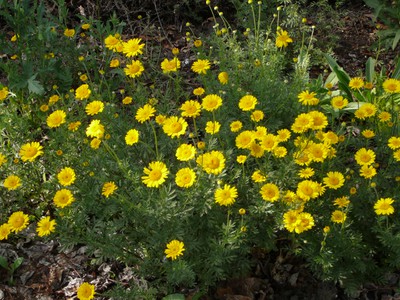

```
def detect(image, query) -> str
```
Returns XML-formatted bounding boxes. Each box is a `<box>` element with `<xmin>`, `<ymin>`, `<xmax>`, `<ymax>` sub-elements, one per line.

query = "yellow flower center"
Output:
<box><xmin>149</xmin><ymin>170</ymin><xmax>162</xmax><ymax>181</ymax></box>
<box><xmin>301</xmin><ymin>186</ymin><xmax>313</xmax><ymax>196</ymax></box>
<box><xmin>208</xmin><ymin>158</ymin><xmax>220</xmax><ymax>169</ymax></box>
<box><xmin>42</xmin><ymin>222</ymin><xmax>50</xmax><ymax>230</ymax></box>
<box><xmin>360</xmin><ymin>154</ymin><xmax>371</xmax><ymax>162</ymax></box>
<box><xmin>59</xmin><ymin>195</ymin><xmax>69</xmax><ymax>204</ymax></box>
<box><xmin>130</xmin><ymin>64</ymin><xmax>140</xmax><ymax>73</ymax></box>
<box><xmin>380</xmin><ymin>203</ymin><xmax>390</xmax><ymax>210</ymax></box>
<box><xmin>12</xmin><ymin>217</ymin><xmax>24</xmax><ymax>227</ymax></box>
<box><xmin>265</xmin><ymin>189</ymin><xmax>275</xmax><ymax>198</ymax></box>
<box><xmin>329</xmin><ymin>177</ymin><xmax>339</xmax><ymax>185</ymax></box>
<box><xmin>171</xmin><ymin>122</ymin><xmax>182</xmax><ymax>133</ymax></box>
<box><xmin>26</xmin><ymin>147</ymin><xmax>38</xmax><ymax>157</ymax></box>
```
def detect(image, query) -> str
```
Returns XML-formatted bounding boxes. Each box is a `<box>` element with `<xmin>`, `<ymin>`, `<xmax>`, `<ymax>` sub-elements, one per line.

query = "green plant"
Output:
<box><xmin>0</xmin><ymin>255</ymin><xmax>24</xmax><ymax>285</ymax></box>
<box><xmin>364</xmin><ymin>0</ymin><xmax>400</xmax><ymax>51</ymax></box>
<box><xmin>1</xmin><ymin>0</ymin><xmax>400</xmax><ymax>298</ymax></box>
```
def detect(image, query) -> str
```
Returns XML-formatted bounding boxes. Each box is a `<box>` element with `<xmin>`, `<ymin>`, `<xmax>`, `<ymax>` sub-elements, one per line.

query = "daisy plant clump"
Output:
<box><xmin>0</xmin><ymin>0</ymin><xmax>399</xmax><ymax>297</ymax></box>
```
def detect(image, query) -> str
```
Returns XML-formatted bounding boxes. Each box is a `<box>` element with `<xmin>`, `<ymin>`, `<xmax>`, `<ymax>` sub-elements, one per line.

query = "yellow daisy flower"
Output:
<box><xmin>125</xmin><ymin>129</ymin><xmax>139</xmax><ymax>145</ymax></box>
<box><xmin>235</xmin><ymin>131</ymin><xmax>255</xmax><ymax>150</ymax></box>
<box><xmin>63</xmin><ymin>28</ymin><xmax>75</xmax><ymax>37</ymax></box>
<box><xmin>354</xmin><ymin>148</ymin><xmax>375</xmax><ymax>166</ymax></box>
<box><xmin>388</xmin><ymin>136</ymin><xmax>400</xmax><ymax>150</ymax></box>
<box><xmin>298</xmin><ymin>90</ymin><xmax>319</xmax><ymax>105</ymax></box>
<box><xmin>122</xmin><ymin>38</ymin><xmax>145</xmax><ymax>57</ymax></box>
<box><xmin>295</xmin><ymin>212</ymin><xmax>314</xmax><ymax>233</ymax></box>
<box><xmin>57</xmin><ymin>167</ymin><xmax>76</xmax><ymax>186</ymax></box>
<box><xmin>36</xmin><ymin>216</ymin><xmax>56</xmax><ymax>237</ymax></box>
<box><xmin>334</xmin><ymin>196</ymin><xmax>350</xmax><ymax>208</ymax></box>
<box><xmin>53</xmin><ymin>189</ymin><xmax>75</xmax><ymax>208</ymax></box>
<box><xmin>8</xmin><ymin>211</ymin><xmax>29</xmax><ymax>233</ymax></box>
<box><xmin>19</xmin><ymin>142</ymin><xmax>43</xmax><ymax>162</ymax></box>
<box><xmin>3</xmin><ymin>174</ymin><xmax>21</xmax><ymax>190</ymax></box>
<box><xmin>251</xmin><ymin>110</ymin><xmax>264</xmax><ymax>122</ymax></box>
<box><xmin>215</xmin><ymin>184</ymin><xmax>238</xmax><ymax>206</ymax></box>
<box><xmin>164</xmin><ymin>240</ymin><xmax>185</xmax><ymax>260</ymax></box>
<box><xmin>102</xmin><ymin>181</ymin><xmax>118</xmax><ymax>197</ymax></box>
<box><xmin>162</xmin><ymin>116</ymin><xmax>188</xmax><ymax>138</ymax></box>
<box><xmin>349</xmin><ymin>77</ymin><xmax>364</xmax><ymax>90</ymax></box>
<box><xmin>176</xmin><ymin>144</ymin><xmax>196</xmax><ymax>161</ymax></box>
<box><xmin>193</xmin><ymin>87</ymin><xmax>205</xmax><ymax>96</ymax></box>
<box><xmin>135</xmin><ymin>104</ymin><xmax>156</xmax><ymax>123</ymax></box>
<box><xmin>85</xmin><ymin>101</ymin><xmax>104</xmax><ymax>116</ymax></box>
<box><xmin>283</xmin><ymin>210</ymin><xmax>299</xmax><ymax>232</ymax></box>
<box><xmin>161</xmin><ymin>57</ymin><xmax>181</xmax><ymax>73</ymax></box>
<box><xmin>359</xmin><ymin>165</ymin><xmax>377</xmax><ymax>179</ymax></box>
<box><xmin>323</xmin><ymin>171</ymin><xmax>345</xmax><ymax>190</ymax></box>
<box><xmin>205</xmin><ymin>121</ymin><xmax>221</xmax><ymax>134</ymax></box>
<box><xmin>104</xmin><ymin>34</ymin><xmax>121</xmax><ymax>51</ymax></box>
<box><xmin>191</xmin><ymin>59</ymin><xmax>211</xmax><ymax>74</ymax></box>
<box><xmin>382</xmin><ymin>78</ymin><xmax>400</xmax><ymax>93</ymax></box>
<box><xmin>331</xmin><ymin>95</ymin><xmax>348</xmax><ymax>109</ymax></box>
<box><xmin>296</xmin><ymin>180</ymin><xmax>320</xmax><ymax>201</ymax></box>
<box><xmin>218</xmin><ymin>71</ymin><xmax>229</xmax><ymax>84</ymax></box>
<box><xmin>77</xmin><ymin>282</ymin><xmax>95</xmax><ymax>300</ymax></box>
<box><xmin>124</xmin><ymin>60</ymin><xmax>145</xmax><ymax>78</ymax></box>
<box><xmin>0</xmin><ymin>223</ymin><xmax>11</xmax><ymax>240</ymax></box>
<box><xmin>230</xmin><ymin>120</ymin><xmax>243</xmax><ymax>132</ymax></box>
<box><xmin>202</xmin><ymin>94</ymin><xmax>223</xmax><ymax>111</ymax></box>
<box><xmin>260</xmin><ymin>183</ymin><xmax>280</xmax><ymax>202</ymax></box>
<box><xmin>0</xmin><ymin>87</ymin><xmax>9</xmax><ymax>101</ymax></box>
<box><xmin>180</xmin><ymin>100</ymin><xmax>201</xmax><ymax>118</ymax></box>
<box><xmin>75</xmin><ymin>84</ymin><xmax>91</xmax><ymax>100</ymax></box>
<box><xmin>142</xmin><ymin>161</ymin><xmax>169</xmax><ymax>188</ymax></box>
<box><xmin>331</xmin><ymin>210</ymin><xmax>346</xmax><ymax>223</ymax></box>
<box><xmin>374</xmin><ymin>198</ymin><xmax>395</xmax><ymax>215</ymax></box>
<box><xmin>238</xmin><ymin>95</ymin><xmax>257</xmax><ymax>111</ymax></box>
<box><xmin>196</xmin><ymin>151</ymin><xmax>225</xmax><ymax>175</ymax></box>
<box><xmin>175</xmin><ymin>168</ymin><xmax>196</xmax><ymax>188</ymax></box>
<box><xmin>85</xmin><ymin>120</ymin><xmax>105</xmax><ymax>139</ymax></box>
<box><xmin>47</xmin><ymin>110</ymin><xmax>66</xmax><ymax>128</ymax></box>
<box><xmin>275</xmin><ymin>29</ymin><xmax>293</xmax><ymax>48</ymax></box>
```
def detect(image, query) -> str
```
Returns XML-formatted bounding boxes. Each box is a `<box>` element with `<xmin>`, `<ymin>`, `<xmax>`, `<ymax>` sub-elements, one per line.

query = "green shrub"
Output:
<box><xmin>364</xmin><ymin>0</ymin><xmax>400</xmax><ymax>51</ymax></box>
<box><xmin>0</xmin><ymin>0</ymin><xmax>400</xmax><ymax>298</ymax></box>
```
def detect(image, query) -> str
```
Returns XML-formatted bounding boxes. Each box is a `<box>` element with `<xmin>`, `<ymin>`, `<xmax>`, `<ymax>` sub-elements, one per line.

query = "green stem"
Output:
<box><xmin>192</xmin><ymin>117</ymin><xmax>199</xmax><ymax>139</ymax></box>
<box><xmin>149</xmin><ymin>121</ymin><xmax>159</xmax><ymax>160</ymax></box>
<box><xmin>250</xmin><ymin>3</ymin><xmax>258</xmax><ymax>49</ymax></box>
<box><xmin>257</xmin><ymin>2</ymin><xmax>262</xmax><ymax>49</ymax></box>
<box><xmin>226</xmin><ymin>209</ymin><xmax>231</xmax><ymax>236</ymax></box>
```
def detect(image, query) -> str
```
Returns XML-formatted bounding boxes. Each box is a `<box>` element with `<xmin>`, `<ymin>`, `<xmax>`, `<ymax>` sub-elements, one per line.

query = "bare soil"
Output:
<box><xmin>1</xmin><ymin>2</ymin><xmax>399</xmax><ymax>300</ymax></box>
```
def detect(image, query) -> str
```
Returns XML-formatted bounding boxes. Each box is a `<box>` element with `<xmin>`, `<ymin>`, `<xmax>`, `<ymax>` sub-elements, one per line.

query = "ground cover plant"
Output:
<box><xmin>0</xmin><ymin>0</ymin><xmax>400</xmax><ymax>299</ymax></box>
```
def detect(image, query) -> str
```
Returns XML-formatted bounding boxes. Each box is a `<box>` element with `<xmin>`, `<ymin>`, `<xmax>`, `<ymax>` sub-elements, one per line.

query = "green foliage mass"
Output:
<box><xmin>0</xmin><ymin>0</ymin><xmax>400</xmax><ymax>298</ymax></box>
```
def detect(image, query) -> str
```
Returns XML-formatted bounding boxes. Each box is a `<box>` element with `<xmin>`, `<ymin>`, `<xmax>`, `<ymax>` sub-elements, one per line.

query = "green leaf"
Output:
<box><xmin>337</xmin><ymin>81</ymin><xmax>353</xmax><ymax>102</ymax></box>
<box><xmin>162</xmin><ymin>294</ymin><xmax>185</xmax><ymax>300</ymax></box>
<box><xmin>343</xmin><ymin>102</ymin><xmax>365</xmax><ymax>112</ymax></box>
<box><xmin>333</xmin><ymin>66</ymin><xmax>350</xmax><ymax>85</ymax></box>
<box><xmin>363</xmin><ymin>0</ymin><xmax>384</xmax><ymax>19</ymax></box>
<box><xmin>324</xmin><ymin>53</ymin><xmax>341</xmax><ymax>71</ymax></box>
<box><xmin>190</xmin><ymin>290</ymin><xmax>207</xmax><ymax>300</ymax></box>
<box><xmin>324</xmin><ymin>71</ymin><xmax>338</xmax><ymax>86</ymax></box>
<box><xmin>10</xmin><ymin>257</ymin><xmax>23</xmax><ymax>272</ymax></box>
<box><xmin>365</xmin><ymin>57</ymin><xmax>376</xmax><ymax>83</ymax></box>
<box><xmin>324</xmin><ymin>53</ymin><xmax>350</xmax><ymax>85</ymax></box>
<box><xmin>0</xmin><ymin>256</ymin><xmax>9</xmax><ymax>270</ymax></box>
<box><xmin>392</xmin><ymin>29</ymin><xmax>400</xmax><ymax>50</ymax></box>
<box><xmin>27</xmin><ymin>75</ymin><xmax>45</xmax><ymax>95</ymax></box>
<box><xmin>392</xmin><ymin>56</ymin><xmax>400</xmax><ymax>79</ymax></box>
